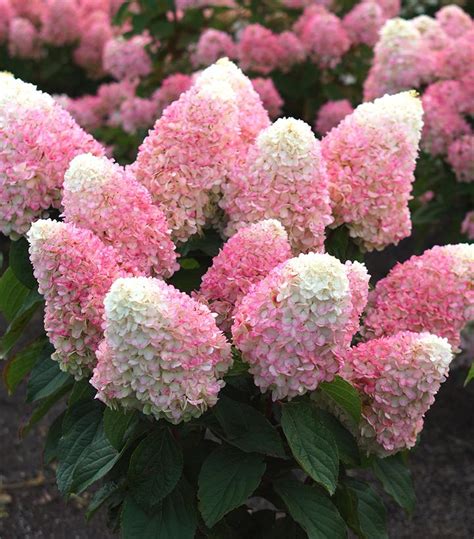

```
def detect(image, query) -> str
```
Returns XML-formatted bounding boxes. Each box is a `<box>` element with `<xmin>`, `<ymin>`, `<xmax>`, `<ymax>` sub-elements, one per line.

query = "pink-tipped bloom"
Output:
<box><xmin>461</xmin><ymin>211</ymin><xmax>474</xmax><ymax>240</ymax></box>
<box><xmin>275</xmin><ymin>31</ymin><xmax>306</xmax><ymax>72</ymax></box>
<box><xmin>152</xmin><ymin>73</ymin><xmax>193</xmax><ymax>117</ymax></box>
<box><xmin>447</xmin><ymin>135</ymin><xmax>474</xmax><ymax>183</ymax></box>
<box><xmin>0</xmin><ymin>74</ymin><xmax>104</xmax><ymax>238</ymax></box>
<box><xmin>74</xmin><ymin>16</ymin><xmax>113</xmax><ymax>78</ymax></box>
<box><xmin>8</xmin><ymin>17</ymin><xmax>41</xmax><ymax>59</ymax></box>
<box><xmin>27</xmin><ymin>219</ymin><xmax>122</xmax><ymax>379</ymax></box>
<box><xmin>222</xmin><ymin>118</ymin><xmax>333</xmax><ymax>253</ymax></box>
<box><xmin>103</xmin><ymin>35</ymin><xmax>153</xmax><ymax>81</ymax></box>
<box><xmin>363</xmin><ymin>244</ymin><xmax>474</xmax><ymax>350</ymax></box>
<box><xmin>0</xmin><ymin>0</ymin><xmax>13</xmax><ymax>43</ymax></box>
<box><xmin>57</xmin><ymin>94</ymin><xmax>104</xmax><ymax>131</ymax></box>
<box><xmin>237</xmin><ymin>24</ymin><xmax>283</xmax><ymax>75</ymax></box>
<box><xmin>232</xmin><ymin>252</ymin><xmax>369</xmax><ymax>400</ymax></box>
<box><xmin>435</xmin><ymin>30</ymin><xmax>474</xmax><ymax>81</ymax></box>
<box><xmin>436</xmin><ymin>5</ymin><xmax>472</xmax><ymax>38</ymax></box>
<box><xmin>63</xmin><ymin>154</ymin><xmax>178</xmax><ymax>278</ymax></box>
<box><xmin>322</xmin><ymin>91</ymin><xmax>423</xmax><ymax>251</ymax></box>
<box><xmin>315</xmin><ymin>99</ymin><xmax>354</xmax><ymax>135</ymax></box>
<box><xmin>192</xmin><ymin>29</ymin><xmax>236</xmax><ymax>67</ymax></box>
<box><xmin>371</xmin><ymin>0</ymin><xmax>400</xmax><ymax>18</ymax></box>
<box><xmin>251</xmin><ymin>78</ymin><xmax>283</xmax><ymax>119</ymax></box>
<box><xmin>343</xmin><ymin>332</ymin><xmax>453</xmax><ymax>455</ymax></box>
<box><xmin>91</xmin><ymin>277</ymin><xmax>232</xmax><ymax>424</ymax></box>
<box><xmin>363</xmin><ymin>18</ymin><xmax>435</xmax><ymax>100</ymax></box>
<box><xmin>294</xmin><ymin>6</ymin><xmax>350</xmax><ymax>69</ymax></box>
<box><xmin>41</xmin><ymin>0</ymin><xmax>81</xmax><ymax>46</ymax></box>
<box><xmin>343</xmin><ymin>1</ymin><xmax>386</xmax><ymax>47</ymax></box>
<box><xmin>197</xmin><ymin>220</ymin><xmax>292</xmax><ymax>330</ymax></box>
<box><xmin>119</xmin><ymin>96</ymin><xmax>157</xmax><ymax>134</ymax></box>
<box><xmin>131</xmin><ymin>66</ymin><xmax>242</xmax><ymax>242</ymax></box>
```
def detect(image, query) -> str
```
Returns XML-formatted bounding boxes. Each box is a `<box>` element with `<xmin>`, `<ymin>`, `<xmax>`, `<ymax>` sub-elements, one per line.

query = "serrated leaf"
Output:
<box><xmin>104</xmin><ymin>407</ymin><xmax>138</xmax><ymax>451</ymax></box>
<box><xmin>198</xmin><ymin>446</ymin><xmax>265</xmax><ymax>528</ymax></box>
<box><xmin>318</xmin><ymin>410</ymin><xmax>360</xmax><ymax>467</ymax></box>
<box><xmin>44</xmin><ymin>411</ymin><xmax>66</xmax><ymax>464</ymax></box>
<box><xmin>9</xmin><ymin>237</ymin><xmax>36</xmax><ymax>289</ymax></box>
<box><xmin>0</xmin><ymin>268</ymin><xmax>29</xmax><ymax>322</ymax></box>
<box><xmin>274</xmin><ymin>478</ymin><xmax>347</xmax><ymax>539</ymax></box>
<box><xmin>128</xmin><ymin>429</ymin><xmax>183</xmax><ymax>510</ymax></box>
<box><xmin>213</xmin><ymin>396</ymin><xmax>285</xmax><ymax>458</ymax></box>
<box><xmin>68</xmin><ymin>378</ymin><xmax>96</xmax><ymax>405</ymax></box>
<box><xmin>26</xmin><ymin>350</ymin><xmax>72</xmax><ymax>402</ymax></box>
<box><xmin>281</xmin><ymin>401</ymin><xmax>339</xmax><ymax>494</ymax></box>
<box><xmin>122</xmin><ymin>481</ymin><xmax>197</xmax><ymax>539</ymax></box>
<box><xmin>3</xmin><ymin>337</ymin><xmax>49</xmax><ymax>394</ymax></box>
<box><xmin>371</xmin><ymin>454</ymin><xmax>415</xmax><ymax>512</ymax></box>
<box><xmin>319</xmin><ymin>376</ymin><xmax>361</xmax><ymax>426</ymax></box>
<box><xmin>344</xmin><ymin>479</ymin><xmax>388</xmax><ymax>539</ymax></box>
<box><xmin>86</xmin><ymin>481</ymin><xmax>121</xmax><ymax>522</ymax></box>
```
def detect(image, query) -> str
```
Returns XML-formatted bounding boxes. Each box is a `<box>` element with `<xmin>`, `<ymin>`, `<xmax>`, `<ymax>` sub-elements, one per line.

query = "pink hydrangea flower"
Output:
<box><xmin>232</xmin><ymin>252</ymin><xmax>369</xmax><ymax>400</ymax></box>
<box><xmin>461</xmin><ymin>211</ymin><xmax>474</xmax><ymax>240</ymax></box>
<box><xmin>8</xmin><ymin>17</ymin><xmax>41</xmax><ymax>59</ymax></box>
<box><xmin>447</xmin><ymin>135</ymin><xmax>474</xmax><ymax>183</ymax></box>
<box><xmin>41</xmin><ymin>0</ymin><xmax>81</xmax><ymax>46</ymax></box>
<box><xmin>275</xmin><ymin>31</ymin><xmax>306</xmax><ymax>72</ymax></box>
<box><xmin>322</xmin><ymin>91</ymin><xmax>423</xmax><ymax>251</ymax></box>
<box><xmin>371</xmin><ymin>0</ymin><xmax>399</xmax><ymax>18</ymax></box>
<box><xmin>91</xmin><ymin>276</ymin><xmax>232</xmax><ymax>424</ymax></box>
<box><xmin>152</xmin><ymin>73</ymin><xmax>193</xmax><ymax>116</ymax></box>
<box><xmin>58</xmin><ymin>94</ymin><xmax>104</xmax><ymax>131</ymax></box>
<box><xmin>74</xmin><ymin>16</ymin><xmax>113</xmax><ymax>78</ymax></box>
<box><xmin>0</xmin><ymin>74</ymin><xmax>104</xmax><ymax>238</ymax></box>
<box><xmin>343</xmin><ymin>332</ymin><xmax>453</xmax><ymax>455</ymax></box>
<box><xmin>0</xmin><ymin>0</ymin><xmax>13</xmax><ymax>43</ymax></box>
<box><xmin>411</xmin><ymin>15</ymin><xmax>449</xmax><ymax>52</ymax></box>
<box><xmin>436</xmin><ymin>5</ymin><xmax>472</xmax><ymax>38</ymax></box>
<box><xmin>251</xmin><ymin>78</ymin><xmax>283</xmax><ymax>119</ymax></box>
<box><xmin>196</xmin><ymin>220</ymin><xmax>292</xmax><ymax>330</ymax></box>
<box><xmin>363</xmin><ymin>244</ymin><xmax>474</xmax><ymax>350</ymax></box>
<box><xmin>237</xmin><ymin>24</ymin><xmax>283</xmax><ymax>75</ymax></box>
<box><xmin>27</xmin><ymin>219</ymin><xmax>123</xmax><ymax>379</ymax></box>
<box><xmin>314</xmin><ymin>99</ymin><xmax>354</xmax><ymax>135</ymax></box>
<box><xmin>343</xmin><ymin>1</ymin><xmax>386</xmax><ymax>47</ymax></box>
<box><xmin>103</xmin><ymin>35</ymin><xmax>153</xmax><ymax>81</ymax></box>
<box><xmin>222</xmin><ymin>117</ymin><xmax>333</xmax><ymax>253</ymax></box>
<box><xmin>435</xmin><ymin>30</ymin><xmax>474</xmax><ymax>81</ymax></box>
<box><xmin>119</xmin><ymin>96</ymin><xmax>157</xmax><ymax>134</ymax></box>
<box><xmin>192</xmin><ymin>29</ymin><xmax>236</xmax><ymax>67</ymax></box>
<box><xmin>10</xmin><ymin>0</ymin><xmax>44</xmax><ymax>22</ymax></box>
<box><xmin>294</xmin><ymin>6</ymin><xmax>350</xmax><ymax>69</ymax></box>
<box><xmin>63</xmin><ymin>154</ymin><xmax>178</xmax><ymax>278</ymax></box>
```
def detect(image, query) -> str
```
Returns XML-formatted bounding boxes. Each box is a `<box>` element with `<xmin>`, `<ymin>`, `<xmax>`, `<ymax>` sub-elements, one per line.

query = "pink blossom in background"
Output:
<box><xmin>0</xmin><ymin>0</ymin><xmax>13</xmax><ymax>43</ymax></box>
<box><xmin>63</xmin><ymin>154</ymin><xmax>178</xmax><ymax>278</ymax></box>
<box><xmin>343</xmin><ymin>332</ymin><xmax>453</xmax><ymax>455</ymax></box>
<box><xmin>119</xmin><ymin>96</ymin><xmax>157</xmax><ymax>133</ymax></box>
<box><xmin>461</xmin><ymin>211</ymin><xmax>474</xmax><ymax>240</ymax></box>
<box><xmin>371</xmin><ymin>0</ymin><xmax>400</xmax><ymax>18</ymax></box>
<box><xmin>58</xmin><ymin>94</ymin><xmax>104</xmax><ymax>131</ymax></box>
<box><xmin>251</xmin><ymin>78</ymin><xmax>283</xmax><ymax>119</ymax></box>
<box><xmin>322</xmin><ymin>91</ymin><xmax>423</xmax><ymax>251</ymax></box>
<box><xmin>315</xmin><ymin>99</ymin><xmax>353</xmax><ymax>135</ymax></box>
<box><xmin>417</xmin><ymin>190</ymin><xmax>434</xmax><ymax>205</ymax></box>
<box><xmin>275</xmin><ymin>31</ymin><xmax>306</xmax><ymax>72</ymax></box>
<box><xmin>8</xmin><ymin>17</ymin><xmax>41</xmax><ymax>59</ymax></box>
<box><xmin>343</xmin><ymin>1</ymin><xmax>386</xmax><ymax>47</ymax></box>
<box><xmin>435</xmin><ymin>30</ymin><xmax>474</xmax><ymax>81</ymax></box>
<box><xmin>363</xmin><ymin>244</ymin><xmax>474</xmax><ymax>350</ymax></box>
<box><xmin>27</xmin><ymin>219</ymin><xmax>123</xmax><ymax>379</ymax></box>
<box><xmin>447</xmin><ymin>135</ymin><xmax>474</xmax><ymax>183</ymax></box>
<box><xmin>0</xmin><ymin>74</ymin><xmax>104</xmax><ymax>238</ymax></box>
<box><xmin>73</xmin><ymin>15</ymin><xmax>113</xmax><ymax>78</ymax></box>
<box><xmin>411</xmin><ymin>15</ymin><xmax>448</xmax><ymax>52</ymax></box>
<box><xmin>152</xmin><ymin>73</ymin><xmax>193</xmax><ymax>116</ymax></box>
<box><xmin>238</xmin><ymin>24</ymin><xmax>283</xmax><ymax>75</ymax></box>
<box><xmin>196</xmin><ymin>220</ymin><xmax>292</xmax><ymax>330</ymax></box>
<box><xmin>191</xmin><ymin>29</ymin><xmax>236</xmax><ymax>67</ymax></box>
<box><xmin>92</xmin><ymin>277</ymin><xmax>232</xmax><ymax>423</ymax></box>
<box><xmin>11</xmin><ymin>0</ymin><xmax>44</xmax><ymax>22</ymax></box>
<box><xmin>103</xmin><ymin>35</ymin><xmax>153</xmax><ymax>81</ymax></box>
<box><xmin>41</xmin><ymin>0</ymin><xmax>81</xmax><ymax>46</ymax></box>
<box><xmin>175</xmin><ymin>0</ymin><xmax>235</xmax><ymax>9</ymax></box>
<box><xmin>222</xmin><ymin>117</ymin><xmax>333</xmax><ymax>253</ymax></box>
<box><xmin>436</xmin><ymin>5</ymin><xmax>472</xmax><ymax>38</ymax></box>
<box><xmin>232</xmin><ymin>252</ymin><xmax>369</xmax><ymax>400</ymax></box>
<box><xmin>294</xmin><ymin>6</ymin><xmax>350</xmax><ymax>69</ymax></box>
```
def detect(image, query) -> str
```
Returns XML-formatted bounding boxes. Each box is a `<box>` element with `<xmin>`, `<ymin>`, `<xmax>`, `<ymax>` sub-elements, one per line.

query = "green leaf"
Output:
<box><xmin>213</xmin><ymin>396</ymin><xmax>286</xmax><ymax>458</ymax></box>
<box><xmin>86</xmin><ymin>481</ymin><xmax>120</xmax><ymax>522</ymax></box>
<box><xmin>0</xmin><ymin>268</ymin><xmax>29</xmax><ymax>322</ymax></box>
<box><xmin>44</xmin><ymin>411</ymin><xmax>66</xmax><ymax>464</ymax></box>
<box><xmin>3</xmin><ymin>337</ymin><xmax>49</xmax><ymax>394</ymax></box>
<box><xmin>464</xmin><ymin>362</ymin><xmax>474</xmax><ymax>386</ymax></box>
<box><xmin>179</xmin><ymin>257</ymin><xmax>200</xmax><ymax>270</ymax></box>
<box><xmin>128</xmin><ymin>429</ymin><xmax>183</xmax><ymax>510</ymax></box>
<box><xmin>68</xmin><ymin>378</ymin><xmax>96</xmax><ymax>405</ymax></box>
<box><xmin>281</xmin><ymin>401</ymin><xmax>339</xmax><ymax>494</ymax></box>
<box><xmin>225</xmin><ymin>349</ymin><xmax>249</xmax><ymax>378</ymax></box>
<box><xmin>371</xmin><ymin>454</ymin><xmax>415</xmax><ymax>512</ymax></box>
<box><xmin>26</xmin><ymin>350</ymin><xmax>72</xmax><ymax>402</ymax></box>
<box><xmin>198</xmin><ymin>446</ymin><xmax>266</xmax><ymax>528</ymax></box>
<box><xmin>122</xmin><ymin>481</ymin><xmax>197</xmax><ymax>539</ymax></box>
<box><xmin>274</xmin><ymin>478</ymin><xmax>347</xmax><ymax>539</ymax></box>
<box><xmin>318</xmin><ymin>410</ymin><xmax>359</xmax><ymax>467</ymax></box>
<box><xmin>0</xmin><ymin>289</ymin><xmax>43</xmax><ymax>358</ymax></box>
<box><xmin>9</xmin><ymin>237</ymin><xmax>36</xmax><ymax>289</ymax></box>
<box><xmin>319</xmin><ymin>376</ymin><xmax>362</xmax><ymax>426</ymax></box>
<box><xmin>104</xmin><ymin>407</ymin><xmax>138</xmax><ymax>451</ymax></box>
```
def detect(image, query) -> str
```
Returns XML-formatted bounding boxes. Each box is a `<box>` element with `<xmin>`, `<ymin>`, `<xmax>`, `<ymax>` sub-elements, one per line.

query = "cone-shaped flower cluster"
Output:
<box><xmin>363</xmin><ymin>244</ymin><xmax>474</xmax><ymax>350</ymax></box>
<box><xmin>0</xmin><ymin>73</ymin><xmax>104</xmax><ymax>238</ymax></box>
<box><xmin>27</xmin><ymin>219</ymin><xmax>122</xmax><ymax>380</ymax></box>
<box><xmin>344</xmin><ymin>332</ymin><xmax>453</xmax><ymax>454</ymax></box>
<box><xmin>196</xmin><ymin>220</ymin><xmax>292</xmax><ymax>331</ymax></box>
<box><xmin>222</xmin><ymin>118</ymin><xmax>333</xmax><ymax>253</ymax></box>
<box><xmin>91</xmin><ymin>277</ymin><xmax>232</xmax><ymax>424</ymax></box>
<box><xmin>232</xmin><ymin>253</ymin><xmax>369</xmax><ymax>400</ymax></box>
<box><xmin>62</xmin><ymin>154</ymin><xmax>178</xmax><ymax>278</ymax></box>
<box><xmin>322</xmin><ymin>91</ymin><xmax>423</xmax><ymax>251</ymax></box>
<box><xmin>343</xmin><ymin>1</ymin><xmax>386</xmax><ymax>47</ymax></box>
<box><xmin>192</xmin><ymin>29</ymin><xmax>236</xmax><ymax>67</ymax></box>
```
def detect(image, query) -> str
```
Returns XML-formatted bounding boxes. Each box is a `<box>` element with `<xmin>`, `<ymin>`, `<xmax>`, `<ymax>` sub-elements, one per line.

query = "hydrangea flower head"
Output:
<box><xmin>251</xmin><ymin>78</ymin><xmax>283</xmax><ymax>119</ymax></box>
<box><xmin>192</xmin><ymin>29</ymin><xmax>236</xmax><ymax>67</ymax></box>
<box><xmin>91</xmin><ymin>277</ymin><xmax>232</xmax><ymax>424</ymax></box>
<box><xmin>447</xmin><ymin>135</ymin><xmax>474</xmax><ymax>183</ymax></box>
<box><xmin>315</xmin><ymin>99</ymin><xmax>354</xmax><ymax>135</ymax></box>
<box><xmin>103</xmin><ymin>35</ymin><xmax>153</xmax><ymax>81</ymax></box>
<box><xmin>343</xmin><ymin>1</ymin><xmax>386</xmax><ymax>47</ymax></box>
